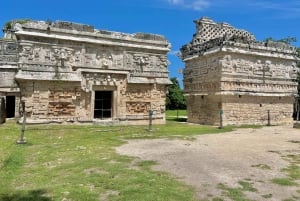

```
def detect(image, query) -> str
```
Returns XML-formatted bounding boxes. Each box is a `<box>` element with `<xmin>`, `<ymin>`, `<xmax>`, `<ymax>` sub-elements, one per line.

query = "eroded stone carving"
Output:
<box><xmin>126</xmin><ymin>102</ymin><xmax>150</xmax><ymax>114</ymax></box>
<box><xmin>20</xmin><ymin>45</ymin><xmax>33</xmax><ymax>61</ymax></box>
<box><xmin>95</xmin><ymin>53</ymin><xmax>113</xmax><ymax>68</ymax></box>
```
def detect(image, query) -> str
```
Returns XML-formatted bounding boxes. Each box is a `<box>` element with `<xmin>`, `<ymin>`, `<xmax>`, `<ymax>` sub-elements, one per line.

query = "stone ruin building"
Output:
<box><xmin>181</xmin><ymin>17</ymin><xmax>299</xmax><ymax>126</ymax></box>
<box><xmin>0</xmin><ymin>20</ymin><xmax>171</xmax><ymax>124</ymax></box>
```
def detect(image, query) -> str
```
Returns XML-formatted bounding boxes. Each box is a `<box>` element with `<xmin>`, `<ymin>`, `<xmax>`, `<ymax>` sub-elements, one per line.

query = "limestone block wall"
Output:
<box><xmin>186</xmin><ymin>95</ymin><xmax>221</xmax><ymax>125</ymax></box>
<box><xmin>187</xmin><ymin>94</ymin><xmax>294</xmax><ymax>126</ymax></box>
<box><xmin>222</xmin><ymin>95</ymin><xmax>294</xmax><ymax>125</ymax></box>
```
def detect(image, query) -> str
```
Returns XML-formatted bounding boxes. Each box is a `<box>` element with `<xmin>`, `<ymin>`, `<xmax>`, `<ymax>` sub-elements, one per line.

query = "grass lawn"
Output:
<box><xmin>166</xmin><ymin>110</ymin><xmax>188</xmax><ymax>122</ymax></box>
<box><xmin>165</xmin><ymin>110</ymin><xmax>187</xmax><ymax>117</ymax></box>
<box><xmin>0</xmin><ymin>116</ymin><xmax>233</xmax><ymax>201</ymax></box>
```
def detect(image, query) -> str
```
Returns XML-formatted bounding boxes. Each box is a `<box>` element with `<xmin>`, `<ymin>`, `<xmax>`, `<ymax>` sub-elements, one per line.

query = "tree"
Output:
<box><xmin>166</xmin><ymin>77</ymin><xmax>186</xmax><ymax>110</ymax></box>
<box><xmin>278</xmin><ymin>36</ymin><xmax>297</xmax><ymax>44</ymax></box>
<box><xmin>263</xmin><ymin>36</ymin><xmax>297</xmax><ymax>44</ymax></box>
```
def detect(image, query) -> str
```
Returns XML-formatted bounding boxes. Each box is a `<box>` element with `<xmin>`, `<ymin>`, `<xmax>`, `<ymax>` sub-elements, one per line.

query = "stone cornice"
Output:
<box><xmin>15</xmin><ymin>30</ymin><xmax>170</xmax><ymax>52</ymax></box>
<box><xmin>11</xmin><ymin>20</ymin><xmax>170</xmax><ymax>52</ymax></box>
<box><xmin>182</xmin><ymin>41</ymin><xmax>298</xmax><ymax>61</ymax></box>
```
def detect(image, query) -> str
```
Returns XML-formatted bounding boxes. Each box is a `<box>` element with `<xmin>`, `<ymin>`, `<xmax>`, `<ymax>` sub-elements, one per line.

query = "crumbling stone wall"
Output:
<box><xmin>192</xmin><ymin>16</ymin><xmax>255</xmax><ymax>45</ymax></box>
<box><xmin>222</xmin><ymin>96</ymin><xmax>294</xmax><ymax>125</ymax></box>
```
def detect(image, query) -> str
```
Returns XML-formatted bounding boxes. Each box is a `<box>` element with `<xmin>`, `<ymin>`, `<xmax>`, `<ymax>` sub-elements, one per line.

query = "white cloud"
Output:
<box><xmin>246</xmin><ymin>1</ymin><xmax>300</xmax><ymax>18</ymax></box>
<box><xmin>166</xmin><ymin>0</ymin><xmax>300</xmax><ymax>17</ymax></box>
<box><xmin>168</xmin><ymin>50</ymin><xmax>181</xmax><ymax>56</ymax></box>
<box><xmin>167</xmin><ymin>0</ymin><xmax>183</xmax><ymax>5</ymax></box>
<box><xmin>167</xmin><ymin>0</ymin><xmax>210</xmax><ymax>11</ymax></box>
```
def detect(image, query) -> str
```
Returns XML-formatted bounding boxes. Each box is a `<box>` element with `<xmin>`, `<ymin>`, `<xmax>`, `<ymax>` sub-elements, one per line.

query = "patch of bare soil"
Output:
<box><xmin>116</xmin><ymin>126</ymin><xmax>300</xmax><ymax>200</ymax></box>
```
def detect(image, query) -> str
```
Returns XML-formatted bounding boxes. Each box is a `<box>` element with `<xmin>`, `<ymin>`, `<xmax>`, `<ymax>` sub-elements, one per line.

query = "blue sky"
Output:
<box><xmin>1</xmin><ymin>0</ymin><xmax>299</xmax><ymax>86</ymax></box>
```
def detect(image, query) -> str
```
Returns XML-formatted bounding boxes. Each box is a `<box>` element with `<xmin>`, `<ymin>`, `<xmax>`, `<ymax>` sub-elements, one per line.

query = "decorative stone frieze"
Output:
<box><xmin>0</xmin><ymin>38</ymin><xmax>19</xmax><ymax>123</ymax></box>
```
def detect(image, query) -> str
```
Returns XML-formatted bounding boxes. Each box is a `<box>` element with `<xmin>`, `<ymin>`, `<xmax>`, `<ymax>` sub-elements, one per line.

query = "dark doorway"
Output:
<box><xmin>94</xmin><ymin>91</ymin><xmax>112</xmax><ymax>119</ymax></box>
<box><xmin>6</xmin><ymin>96</ymin><xmax>15</xmax><ymax>118</ymax></box>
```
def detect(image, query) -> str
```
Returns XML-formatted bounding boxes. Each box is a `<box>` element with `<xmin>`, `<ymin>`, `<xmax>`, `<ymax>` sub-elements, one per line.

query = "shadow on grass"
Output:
<box><xmin>0</xmin><ymin>189</ymin><xmax>51</xmax><ymax>201</ymax></box>
<box><xmin>167</xmin><ymin>117</ymin><xmax>187</xmax><ymax>122</ymax></box>
<box><xmin>293</xmin><ymin>122</ymin><xmax>300</xmax><ymax>129</ymax></box>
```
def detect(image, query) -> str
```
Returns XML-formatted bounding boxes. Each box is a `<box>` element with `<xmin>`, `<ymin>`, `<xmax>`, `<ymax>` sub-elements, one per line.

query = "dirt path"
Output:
<box><xmin>116</xmin><ymin>126</ymin><xmax>300</xmax><ymax>200</ymax></box>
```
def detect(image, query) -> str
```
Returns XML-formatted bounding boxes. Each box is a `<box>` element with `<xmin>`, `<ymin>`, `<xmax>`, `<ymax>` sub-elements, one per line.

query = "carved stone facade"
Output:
<box><xmin>181</xmin><ymin>17</ymin><xmax>299</xmax><ymax>126</ymax></box>
<box><xmin>0</xmin><ymin>39</ymin><xmax>20</xmax><ymax>120</ymax></box>
<box><xmin>0</xmin><ymin>20</ymin><xmax>171</xmax><ymax>124</ymax></box>
<box><xmin>0</xmin><ymin>39</ymin><xmax>18</xmax><ymax>92</ymax></box>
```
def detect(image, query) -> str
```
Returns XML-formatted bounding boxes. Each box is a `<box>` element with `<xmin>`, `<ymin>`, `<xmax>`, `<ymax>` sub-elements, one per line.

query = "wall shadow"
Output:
<box><xmin>0</xmin><ymin>189</ymin><xmax>51</xmax><ymax>201</ymax></box>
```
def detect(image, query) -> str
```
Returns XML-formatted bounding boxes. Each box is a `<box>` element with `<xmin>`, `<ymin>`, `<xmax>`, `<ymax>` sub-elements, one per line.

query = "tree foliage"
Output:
<box><xmin>263</xmin><ymin>36</ymin><xmax>297</xmax><ymax>44</ymax></box>
<box><xmin>166</xmin><ymin>77</ymin><xmax>186</xmax><ymax>110</ymax></box>
<box><xmin>278</xmin><ymin>37</ymin><xmax>297</xmax><ymax>44</ymax></box>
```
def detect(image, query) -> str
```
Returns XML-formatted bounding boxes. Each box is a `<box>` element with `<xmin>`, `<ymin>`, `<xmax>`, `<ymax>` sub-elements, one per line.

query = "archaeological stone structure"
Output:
<box><xmin>0</xmin><ymin>20</ymin><xmax>171</xmax><ymax>124</ymax></box>
<box><xmin>181</xmin><ymin>17</ymin><xmax>299</xmax><ymax>126</ymax></box>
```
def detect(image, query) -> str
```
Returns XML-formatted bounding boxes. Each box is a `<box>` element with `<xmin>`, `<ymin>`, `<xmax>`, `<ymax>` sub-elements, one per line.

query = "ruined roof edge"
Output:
<box><xmin>4</xmin><ymin>20</ymin><xmax>170</xmax><ymax>50</ymax></box>
<box><xmin>181</xmin><ymin>17</ymin><xmax>298</xmax><ymax>60</ymax></box>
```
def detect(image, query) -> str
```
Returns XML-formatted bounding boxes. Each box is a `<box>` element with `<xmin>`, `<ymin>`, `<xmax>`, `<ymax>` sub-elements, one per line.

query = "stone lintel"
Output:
<box><xmin>77</xmin><ymin>68</ymin><xmax>129</xmax><ymax>75</ymax></box>
<box><xmin>0</xmin><ymin>88</ymin><xmax>20</xmax><ymax>93</ymax></box>
<box><xmin>0</xmin><ymin>65</ymin><xmax>18</xmax><ymax>69</ymax></box>
<box><xmin>15</xmin><ymin>71</ymin><xmax>81</xmax><ymax>81</ymax></box>
<box><xmin>128</xmin><ymin>77</ymin><xmax>172</xmax><ymax>84</ymax></box>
